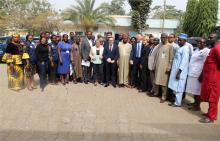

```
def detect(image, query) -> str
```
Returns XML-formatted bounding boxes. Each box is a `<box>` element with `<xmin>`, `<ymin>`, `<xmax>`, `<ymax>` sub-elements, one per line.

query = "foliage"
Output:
<box><xmin>183</xmin><ymin>0</ymin><xmax>218</xmax><ymax>37</ymax></box>
<box><xmin>151</xmin><ymin>5</ymin><xmax>184</xmax><ymax>20</ymax></box>
<box><xmin>182</xmin><ymin>0</ymin><xmax>198</xmax><ymax>36</ymax></box>
<box><xmin>193</xmin><ymin>0</ymin><xmax>218</xmax><ymax>37</ymax></box>
<box><xmin>128</xmin><ymin>0</ymin><xmax>152</xmax><ymax>33</ymax></box>
<box><xmin>100</xmin><ymin>0</ymin><xmax>126</xmax><ymax>15</ymax></box>
<box><xmin>62</xmin><ymin>0</ymin><xmax>114</xmax><ymax>31</ymax></box>
<box><xmin>0</xmin><ymin>0</ymin><xmax>62</xmax><ymax>35</ymax></box>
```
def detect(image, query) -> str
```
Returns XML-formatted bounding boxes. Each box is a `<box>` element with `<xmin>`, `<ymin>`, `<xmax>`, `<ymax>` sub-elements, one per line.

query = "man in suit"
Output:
<box><xmin>81</xmin><ymin>31</ymin><xmax>93</xmax><ymax>84</ymax></box>
<box><xmin>103</xmin><ymin>37</ymin><xmax>119</xmax><ymax>87</ymax></box>
<box><xmin>130</xmin><ymin>34</ymin><xmax>143</xmax><ymax>89</ymax></box>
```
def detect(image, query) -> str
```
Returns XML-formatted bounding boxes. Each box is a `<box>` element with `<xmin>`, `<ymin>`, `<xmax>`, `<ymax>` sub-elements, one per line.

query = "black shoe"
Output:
<box><xmin>84</xmin><ymin>81</ymin><xmax>88</xmax><ymax>84</ymax></box>
<box><xmin>199</xmin><ymin>118</ymin><xmax>214</xmax><ymax>123</ymax></box>
<box><xmin>112</xmin><ymin>84</ymin><xmax>116</xmax><ymax>88</ymax></box>
<box><xmin>188</xmin><ymin>107</ymin><xmax>201</xmax><ymax>111</ymax></box>
<box><xmin>104</xmin><ymin>84</ymin><xmax>109</xmax><ymax>87</ymax></box>
<box><xmin>168</xmin><ymin>103</ymin><xmax>174</xmax><ymax>106</ymax></box>
<box><xmin>150</xmin><ymin>94</ymin><xmax>158</xmax><ymax>97</ymax></box>
<box><xmin>168</xmin><ymin>103</ymin><xmax>181</xmax><ymax>107</ymax></box>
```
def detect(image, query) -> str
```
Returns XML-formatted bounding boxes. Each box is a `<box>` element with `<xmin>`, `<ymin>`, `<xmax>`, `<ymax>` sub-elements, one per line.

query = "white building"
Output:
<box><xmin>62</xmin><ymin>15</ymin><xmax>180</xmax><ymax>38</ymax></box>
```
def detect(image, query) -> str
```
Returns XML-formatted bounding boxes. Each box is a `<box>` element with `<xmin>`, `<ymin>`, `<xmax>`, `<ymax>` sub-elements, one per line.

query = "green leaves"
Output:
<box><xmin>128</xmin><ymin>0</ymin><xmax>152</xmax><ymax>33</ymax></box>
<box><xmin>151</xmin><ymin>5</ymin><xmax>184</xmax><ymax>20</ymax></box>
<box><xmin>183</xmin><ymin>0</ymin><xmax>218</xmax><ymax>37</ymax></box>
<box><xmin>63</xmin><ymin>0</ymin><xmax>114</xmax><ymax>31</ymax></box>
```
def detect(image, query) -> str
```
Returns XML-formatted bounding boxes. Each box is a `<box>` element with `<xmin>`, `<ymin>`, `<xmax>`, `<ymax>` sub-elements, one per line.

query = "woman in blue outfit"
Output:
<box><xmin>48</xmin><ymin>35</ymin><xmax>59</xmax><ymax>84</ymax></box>
<box><xmin>25</xmin><ymin>34</ymin><xmax>37</xmax><ymax>90</ymax></box>
<box><xmin>57</xmin><ymin>34</ymin><xmax>72</xmax><ymax>85</ymax></box>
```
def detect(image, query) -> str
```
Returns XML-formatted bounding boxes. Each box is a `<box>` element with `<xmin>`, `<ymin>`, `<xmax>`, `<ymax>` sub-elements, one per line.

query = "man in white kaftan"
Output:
<box><xmin>168</xmin><ymin>33</ymin><xmax>191</xmax><ymax>107</ymax></box>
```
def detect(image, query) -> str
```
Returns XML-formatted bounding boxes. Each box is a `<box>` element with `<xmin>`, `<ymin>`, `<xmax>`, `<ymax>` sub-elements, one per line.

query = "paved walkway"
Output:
<box><xmin>0</xmin><ymin>64</ymin><xmax>220</xmax><ymax>141</ymax></box>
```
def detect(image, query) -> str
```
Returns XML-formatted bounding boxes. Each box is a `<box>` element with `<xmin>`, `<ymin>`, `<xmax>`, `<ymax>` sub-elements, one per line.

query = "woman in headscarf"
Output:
<box><xmin>3</xmin><ymin>33</ymin><xmax>29</xmax><ymax>91</ymax></box>
<box><xmin>71</xmin><ymin>36</ymin><xmax>82</xmax><ymax>84</ymax></box>
<box><xmin>48</xmin><ymin>34</ymin><xmax>59</xmax><ymax>84</ymax></box>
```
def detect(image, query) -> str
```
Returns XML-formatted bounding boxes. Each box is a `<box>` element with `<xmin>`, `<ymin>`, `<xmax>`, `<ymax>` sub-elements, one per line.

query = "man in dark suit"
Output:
<box><xmin>102</xmin><ymin>32</ymin><xmax>113</xmax><ymax>84</ymax></box>
<box><xmin>81</xmin><ymin>31</ymin><xmax>93</xmax><ymax>84</ymax></box>
<box><xmin>130</xmin><ymin>34</ymin><xmax>143</xmax><ymax>89</ymax></box>
<box><xmin>103</xmin><ymin>37</ymin><xmax>119</xmax><ymax>87</ymax></box>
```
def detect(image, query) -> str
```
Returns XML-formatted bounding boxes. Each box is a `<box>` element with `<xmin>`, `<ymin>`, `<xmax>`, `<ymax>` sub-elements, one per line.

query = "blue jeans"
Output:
<box><xmin>37</xmin><ymin>61</ymin><xmax>48</xmax><ymax>89</ymax></box>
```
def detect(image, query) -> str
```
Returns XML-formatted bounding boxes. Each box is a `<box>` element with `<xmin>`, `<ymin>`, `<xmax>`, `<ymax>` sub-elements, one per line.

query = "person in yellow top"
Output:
<box><xmin>2</xmin><ymin>33</ymin><xmax>29</xmax><ymax>91</ymax></box>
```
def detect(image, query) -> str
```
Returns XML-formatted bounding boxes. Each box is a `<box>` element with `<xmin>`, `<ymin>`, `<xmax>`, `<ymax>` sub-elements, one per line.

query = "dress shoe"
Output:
<box><xmin>168</xmin><ymin>103</ymin><xmax>173</xmax><ymax>106</ymax></box>
<box><xmin>199</xmin><ymin>118</ymin><xmax>214</xmax><ymax>123</ymax></box>
<box><xmin>112</xmin><ymin>84</ymin><xmax>116</xmax><ymax>88</ymax></box>
<box><xmin>187</xmin><ymin>103</ymin><xmax>195</xmax><ymax>106</ymax></box>
<box><xmin>188</xmin><ymin>107</ymin><xmax>201</xmax><ymax>111</ymax></box>
<box><xmin>171</xmin><ymin>104</ymin><xmax>181</xmax><ymax>107</ymax></box>
<box><xmin>149</xmin><ymin>94</ymin><xmax>158</xmax><ymax>97</ymax></box>
<box><xmin>84</xmin><ymin>81</ymin><xmax>88</xmax><ymax>84</ymax></box>
<box><xmin>104</xmin><ymin>84</ymin><xmax>109</xmax><ymax>87</ymax></box>
<box><xmin>168</xmin><ymin>103</ymin><xmax>181</xmax><ymax>107</ymax></box>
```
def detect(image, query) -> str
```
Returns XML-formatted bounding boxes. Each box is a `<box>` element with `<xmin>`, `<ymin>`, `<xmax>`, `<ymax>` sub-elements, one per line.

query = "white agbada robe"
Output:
<box><xmin>168</xmin><ymin>44</ymin><xmax>190</xmax><ymax>93</ymax></box>
<box><xmin>185</xmin><ymin>48</ymin><xmax>210</xmax><ymax>95</ymax></box>
<box><xmin>171</xmin><ymin>42</ymin><xmax>180</xmax><ymax>56</ymax></box>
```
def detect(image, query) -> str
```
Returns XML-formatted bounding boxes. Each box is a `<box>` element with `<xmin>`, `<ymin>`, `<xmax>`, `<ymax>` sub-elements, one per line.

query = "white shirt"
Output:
<box><xmin>87</xmin><ymin>38</ymin><xmax>93</xmax><ymax>48</ymax></box>
<box><xmin>188</xmin><ymin>48</ymin><xmax>210</xmax><ymax>77</ymax></box>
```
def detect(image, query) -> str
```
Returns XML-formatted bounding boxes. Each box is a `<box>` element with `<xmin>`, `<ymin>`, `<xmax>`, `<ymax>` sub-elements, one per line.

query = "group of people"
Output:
<box><xmin>2</xmin><ymin>31</ymin><xmax>220</xmax><ymax>123</ymax></box>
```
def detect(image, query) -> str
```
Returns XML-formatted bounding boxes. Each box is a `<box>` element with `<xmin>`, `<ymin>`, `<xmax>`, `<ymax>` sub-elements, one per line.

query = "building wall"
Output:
<box><xmin>61</xmin><ymin>25</ymin><xmax>175</xmax><ymax>38</ymax></box>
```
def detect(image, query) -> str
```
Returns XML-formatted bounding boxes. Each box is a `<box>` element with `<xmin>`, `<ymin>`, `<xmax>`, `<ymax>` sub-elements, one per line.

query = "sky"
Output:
<box><xmin>48</xmin><ymin>0</ymin><xmax>188</xmax><ymax>11</ymax></box>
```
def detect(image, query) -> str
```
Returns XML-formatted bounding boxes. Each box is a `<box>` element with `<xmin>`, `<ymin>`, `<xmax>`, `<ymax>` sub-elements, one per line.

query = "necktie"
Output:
<box><xmin>137</xmin><ymin>43</ymin><xmax>140</xmax><ymax>57</ymax></box>
<box><xmin>110</xmin><ymin>45</ymin><xmax>113</xmax><ymax>51</ymax></box>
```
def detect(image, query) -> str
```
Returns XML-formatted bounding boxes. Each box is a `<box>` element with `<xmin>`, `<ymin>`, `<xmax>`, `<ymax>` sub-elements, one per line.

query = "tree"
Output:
<box><xmin>0</xmin><ymin>0</ymin><xmax>61</xmax><ymax>35</ymax></box>
<box><xmin>110</xmin><ymin>0</ymin><xmax>126</xmax><ymax>15</ymax></box>
<box><xmin>182</xmin><ymin>0</ymin><xmax>198</xmax><ymax>36</ymax></box>
<box><xmin>151</xmin><ymin>5</ymin><xmax>184</xmax><ymax>20</ymax></box>
<box><xmin>128</xmin><ymin>0</ymin><xmax>152</xmax><ymax>33</ymax></box>
<box><xmin>100</xmin><ymin>0</ymin><xmax>126</xmax><ymax>15</ymax></box>
<box><xmin>62</xmin><ymin>0</ymin><xmax>114</xmax><ymax>31</ymax></box>
<box><xmin>193</xmin><ymin>0</ymin><xmax>218</xmax><ymax>37</ymax></box>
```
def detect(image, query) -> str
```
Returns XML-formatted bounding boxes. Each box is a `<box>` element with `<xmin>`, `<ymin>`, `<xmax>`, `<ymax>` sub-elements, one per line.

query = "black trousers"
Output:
<box><xmin>102</xmin><ymin>60</ymin><xmax>107</xmax><ymax>83</ymax></box>
<box><xmin>106</xmin><ymin>62</ymin><xmax>117</xmax><ymax>85</ymax></box>
<box><xmin>131</xmin><ymin>58</ymin><xmax>141</xmax><ymax>87</ymax></box>
<box><xmin>82</xmin><ymin>66</ymin><xmax>90</xmax><ymax>82</ymax></box>
<box><xmin>93</xmin><ymin>64</ymin><xmax>103</xmax><ymax>82</ymax></box>
<box><xmin>140</xmin><ymin>66</ymin><xmax>151</xmax><ymax>91</ymax></box>
<box><xmin>49</xmin><ymin>61</ymin><xmax>58</xmax><ymax>83</ymax></box>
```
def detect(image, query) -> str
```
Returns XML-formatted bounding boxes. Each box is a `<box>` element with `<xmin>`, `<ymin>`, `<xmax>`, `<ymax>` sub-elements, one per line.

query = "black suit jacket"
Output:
<box><xmin>140</xmin><ymin>44</ymin><xmax>151</xmax><ymax>66</ymax></box>
<box><xmin>103</xmin><ymin>43</ymin><xmax>119</xmax><ymax>61</ymax></box>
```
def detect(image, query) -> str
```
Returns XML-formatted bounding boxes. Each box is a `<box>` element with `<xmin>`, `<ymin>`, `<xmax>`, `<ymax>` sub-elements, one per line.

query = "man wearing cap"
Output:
<box><xmin>153</xmin><ymin>33</ymin><xmax>174</xmax><ymax>103</ymax></box>
<box><xmin>168</xmin><ymin>33</ymin><xmax>191</xmax><ymax>107</ymax></box>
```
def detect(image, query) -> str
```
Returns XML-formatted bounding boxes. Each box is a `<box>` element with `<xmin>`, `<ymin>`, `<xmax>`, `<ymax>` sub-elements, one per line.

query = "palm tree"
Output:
<box><xmin>62</xmin><ymin>0</ymin><xmax>114</xmax><ymax>31</ymax></box>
